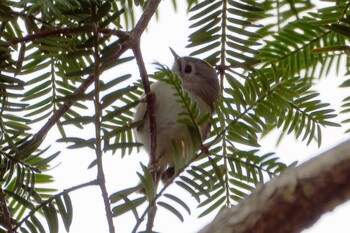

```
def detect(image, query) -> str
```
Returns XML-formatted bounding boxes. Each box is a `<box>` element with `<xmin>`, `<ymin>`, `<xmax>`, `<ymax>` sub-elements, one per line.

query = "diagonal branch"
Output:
<box><xmin>199</xmin><ymin>139</ymin><xmax>350</xmax><ymax>233</ymax></box>
<box><xmin>10</xmin><ymin>26</ymin><xmax>127</xmax><ymax>44</ymax></box>
<box><xmin>131</xmin><ymin>0</ymin><xmax>162</xmax><ymax>39</ymax></box>
<box><xmin>16</xmin><ymin>72</ymin><xmax>96</xmax><ymax>158</ymax></box>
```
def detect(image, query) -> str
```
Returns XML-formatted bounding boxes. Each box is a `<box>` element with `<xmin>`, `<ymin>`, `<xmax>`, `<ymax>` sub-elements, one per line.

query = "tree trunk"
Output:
<box><xmin>199</xmin><ymin>140</ymin><xmax>350</xmax><ymax>233</ymax></box>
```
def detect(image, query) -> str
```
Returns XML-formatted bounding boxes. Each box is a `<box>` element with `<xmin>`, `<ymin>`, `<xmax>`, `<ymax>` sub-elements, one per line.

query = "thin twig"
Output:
<box><xmin>209</xmin><ymin>76</ymin><xmax>287</xmax><ymax>147</ymax></box>
<box><xmin>146</xmin><ymin>205</ymin><xmax>158</xmax><ymax>230</ymax></box>
<box><xmin>128</xmin><ymin>0</ymin><xmax>162</xmax><ymax>231</ymax></box>
<box><xmin>132</xmin><ymin>43</ymin><xmax>157</xmax><ymax>169</ymax></box>
<box><xmin>15</xmin><ymin>73</ymin><xmax>95</xmax><ymax>158</ymax></box>
<box><xmin>91</xmin><ymin>4</ymin><xmax>115</xmax><ymax>233</ymax></box>
<box><xmin>132</xmin><ymin>36</ymin><xmax>159</xmax><ymax>233</ymax></box>
<box><xmin>11</xmin><ymin>26</ymin><xmax>93</xmax><ymax>44</ymax></box>
<box><xmin>11</xmin><ymin>26</ymin><xmax>127</xmax><ymax>44</ymax></box>
<box><xmin>98</xmin><ymin>28</ymin><xmax>127</xmax><ymax>37</ymax></box>
<box><xmin>133</xmin><ymin>3</ymin><xmax>162</xmax><ymax>158</ymax></box>
<box><xmin>131</xmin><ymin>0</ymin><xmax>162</xmax><ymax>39</ymax></box>
<box><xmin>13</xmin><ymin>180</ymin><xmax>99</xmax><ymax>231</ymax></box>
<box><xmin>130</xmin><ymin>0</ymin><xmax>162</xmax><ymax>166</ymax></box>
<box><xmin>0</xmin><ymin>187</ymin><xmax>13</xmax><ymax>233</ymax></box>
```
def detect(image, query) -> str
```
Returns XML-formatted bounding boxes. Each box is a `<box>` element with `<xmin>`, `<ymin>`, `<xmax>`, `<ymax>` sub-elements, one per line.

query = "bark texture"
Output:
<box><xmin>199</xmin><ymin>139</ymin><xmax>350</xmax><ymax>233</ymax></box>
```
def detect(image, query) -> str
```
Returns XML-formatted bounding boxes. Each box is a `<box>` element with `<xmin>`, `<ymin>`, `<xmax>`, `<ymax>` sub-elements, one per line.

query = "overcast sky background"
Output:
<box><xmin>39</xmin><ymin>1</ymin><xmax>350</xmax><ymax>232</ymax></box>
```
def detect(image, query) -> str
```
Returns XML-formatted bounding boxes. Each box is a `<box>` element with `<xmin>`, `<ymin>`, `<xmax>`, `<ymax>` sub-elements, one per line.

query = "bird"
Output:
<box><xmin>134</xmin><ymin>48</ymin><xmax>220</xmax><ymax>193</ymax></box>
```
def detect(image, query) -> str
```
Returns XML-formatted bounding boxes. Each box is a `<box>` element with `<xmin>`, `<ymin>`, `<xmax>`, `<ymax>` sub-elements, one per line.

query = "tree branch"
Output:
<box><xmin>15</xmin><ymin>37</ymin><xmax>128</xmax><ymax>159</ymax></box>
<box><xmin>11</xmin><ymin>26</ymin><xmax>126</xmax><ymax>44</ymax></box>
<box><xmin>131</xmin><ymin>0</ymin><xmax>162</xmax><ymax>39</ymax></box>
<box><xmin>128</xmin><ymin>0</ymin><xmax>161</xmax><ymax>231</ymax></box>
<box><xmin>15</xmin><ymin>73</ymin><xmax>94</xmax><ymax>158</ymax></box>
<box><xmin>130</xmin><ymin>0</ymin><xmax>161</xmax><ymax>168</ymax></box>
<box><xmin>0</xmin><ymin>188</ymin><xmax>13</xmax><ymax>233</ymax></box>
<box><xmin>132</xmin><ymin>42</ymin><xmax>159</xmax><ymax>231</ymax></box>
<box><xmin>199</xmin><ymin>139</ymin><xmax>350</xmax><ymax>233</ymax></box>
<box><xmin>91</xmin><ymin>4</ymin><xmax>115</xmax><ymax>233</ymax></box>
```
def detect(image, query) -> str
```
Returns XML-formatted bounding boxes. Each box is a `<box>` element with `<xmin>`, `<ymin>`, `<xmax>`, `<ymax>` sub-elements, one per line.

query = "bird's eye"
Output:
<box><xmin>184</xmin><ymin>64</ymin><xmax>192</xmax><ymax>73</ymax></box>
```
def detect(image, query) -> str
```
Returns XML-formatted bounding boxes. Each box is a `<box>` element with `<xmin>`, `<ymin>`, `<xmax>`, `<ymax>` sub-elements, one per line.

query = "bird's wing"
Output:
<box><xmin>135</xmin><ymin>100</ymin><xmax>147</xmax><ymax>133</ymax></box>
<box><xmin>134</xmin><ymin>90</ymin><xmax>159</xmax><ymax>133</ymax></box>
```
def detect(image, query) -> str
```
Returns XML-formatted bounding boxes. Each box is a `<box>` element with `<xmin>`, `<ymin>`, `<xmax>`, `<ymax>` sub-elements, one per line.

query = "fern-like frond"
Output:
<box><xmin>0</xmin><ymin>1</ymin><xmax>133</xmax><ymax>231</ymax></box>
<box><xmin>258</xmin><ymin>2</ymin><xmax>349</xmax><ymax>79</ymax></box>
<box><xmin>187</xmin><ymin>0</ymin><xmax>263</xmax><ymax>68</ymax></box>
<box><xmin>0</xmin><ymin>146</ymin><xmax>66</xmax><ymax>232</ymax></box>
<box><xmin>188</xmin><ymin>149</ymin><xmax>289</xmax><ymax>217</ymax></box>
<box><xmin>182</xmin><ymin>64</ymin><xmax>338</xmax><ymax>216</ymax></box>
<box><xmin>261</xmin><ymin>0</ymin><xmax>315</xmax><ymax>31</ymax></box>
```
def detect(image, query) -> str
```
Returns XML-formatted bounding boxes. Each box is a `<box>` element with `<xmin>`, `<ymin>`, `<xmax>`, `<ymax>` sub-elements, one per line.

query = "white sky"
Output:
<box><xmin>38</xmin><ymin>1</ymin><xmax>350</xmax><ymax>233</ymax></box>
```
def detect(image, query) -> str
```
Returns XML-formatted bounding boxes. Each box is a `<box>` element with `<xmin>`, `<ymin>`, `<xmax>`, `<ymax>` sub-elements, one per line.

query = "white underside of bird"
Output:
<box><xmin>134</xmin><ymin>81</ymin><xmax>211</xmax><ymax>182</ymax></box>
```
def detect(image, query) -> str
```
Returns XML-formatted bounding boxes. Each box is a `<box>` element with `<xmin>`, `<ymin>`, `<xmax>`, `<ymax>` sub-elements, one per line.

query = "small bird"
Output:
<box><xmin>134</xmin><ymin>48</ymin><xmax>219</xmax><ymax>192</ymax></box>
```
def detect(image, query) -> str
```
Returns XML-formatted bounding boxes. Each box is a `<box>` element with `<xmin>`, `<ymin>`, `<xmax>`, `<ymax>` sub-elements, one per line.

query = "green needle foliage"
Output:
<box><xmin>0</xmin><ymin>0</ymin><xmax>350</xmax><ymax>232</ymax></box>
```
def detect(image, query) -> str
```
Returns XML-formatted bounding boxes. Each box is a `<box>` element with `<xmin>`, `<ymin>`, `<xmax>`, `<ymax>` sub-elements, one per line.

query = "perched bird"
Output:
<box><xmin>134</xmin><ymin>49</ymin><xmax>219</xmax><ymax>192</ymax></box>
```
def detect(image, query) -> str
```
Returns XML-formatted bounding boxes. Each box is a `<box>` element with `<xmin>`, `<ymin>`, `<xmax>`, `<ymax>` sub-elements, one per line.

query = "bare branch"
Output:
<box><xmin>131</xmin><ymin>0</ymin><xmax>162</xmax><ymax>39</ymax></box>
<box><xmin>199</xmin><ymin>139</ymin><xmax>350</xmax><ymax>233</ymax></box>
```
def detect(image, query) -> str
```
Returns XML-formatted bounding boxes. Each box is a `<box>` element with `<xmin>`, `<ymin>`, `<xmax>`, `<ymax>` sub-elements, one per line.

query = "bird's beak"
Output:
<box><xmin>169</xmin><ymin>47</ymin><xmax>182</xmax><ymax>76</ymax></box>
<box><xmin>169</xmin><ymin>47</ymin><xmax>180</xmax><ymax>61</ymax></box>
